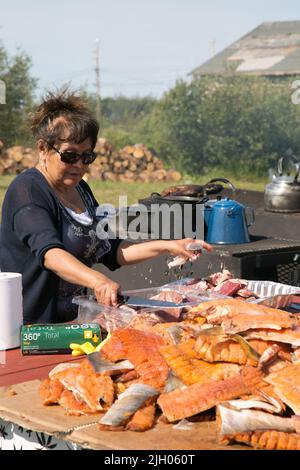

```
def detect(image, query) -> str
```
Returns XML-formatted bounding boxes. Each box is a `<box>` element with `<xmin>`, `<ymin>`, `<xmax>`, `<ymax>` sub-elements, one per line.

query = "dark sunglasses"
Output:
<box><xmin>47</xmin><ymin>142</ymin><xmax>97</xmax><ymax>165</ymax></box>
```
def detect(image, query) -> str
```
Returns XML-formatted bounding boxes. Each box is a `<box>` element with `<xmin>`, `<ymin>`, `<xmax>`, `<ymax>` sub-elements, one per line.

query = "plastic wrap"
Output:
<box><xmin>72</xmin><ymin>285</ymin><xmax>202</xmax><ymax>332</ymax></box>
<box><xmin>160</xmin><ymin>278</ymin><xmax>229</xmax><ymax>300</ymax></box>
<box><xmin>72</xmin><ymin>295</ymin><xmax>138</xmax><ymax>332</ymax></box>
<box><xmin>162</xmin><ymin>277</ymin><xmax>300</xmax><ymax>309</ymax></box>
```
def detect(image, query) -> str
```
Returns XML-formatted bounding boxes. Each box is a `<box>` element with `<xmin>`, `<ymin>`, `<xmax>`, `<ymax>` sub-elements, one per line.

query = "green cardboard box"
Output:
<box><xmin>21</xmin><ymin>323</ymin><xmax>101</xmax><ymax>355</ymax></box>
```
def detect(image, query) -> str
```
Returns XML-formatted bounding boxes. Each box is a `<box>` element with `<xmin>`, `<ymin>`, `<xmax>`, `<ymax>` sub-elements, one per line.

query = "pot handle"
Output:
<box><xmin>206</xmin><ymin>178</ymin><xmax>236</xmax><ymax>194</ymax></box>
<box><xmin>245</xmin><ymin>206</ymin><xmax>255</xmax><ymax>227</ymax></box>
<box><xmin>150</xmin><ymin>192</ymin><xmax>162</xmax><ymax>199</ymax></box>
<box><xmin>277</xmin><ymin>153</ymin><xmax>300</xmax><ymax>182</ymax></box>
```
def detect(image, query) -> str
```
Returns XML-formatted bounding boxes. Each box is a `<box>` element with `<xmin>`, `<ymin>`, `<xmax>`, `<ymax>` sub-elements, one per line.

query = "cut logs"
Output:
<box><xmin>0</xmin><ymin>138</ymin><xmax>182</xmax><ymax>183</ymax></box>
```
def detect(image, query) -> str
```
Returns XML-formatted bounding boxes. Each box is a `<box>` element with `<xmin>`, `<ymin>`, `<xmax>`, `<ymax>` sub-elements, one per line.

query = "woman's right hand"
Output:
<box><xmin>93</xmin><ymin>276</ymin><xmax>121</xmax><ymax>307</ymax></box>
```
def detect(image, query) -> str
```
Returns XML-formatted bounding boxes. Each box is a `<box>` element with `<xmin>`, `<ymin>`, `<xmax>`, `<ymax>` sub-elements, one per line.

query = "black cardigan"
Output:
<box><xmin>0</xmin><ymin>168</ymin><xmax>121</xmax><ymax>324</ymax></box>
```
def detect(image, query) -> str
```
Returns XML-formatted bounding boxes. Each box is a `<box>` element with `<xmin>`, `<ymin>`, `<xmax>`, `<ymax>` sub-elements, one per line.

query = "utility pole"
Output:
<box><xmin>209</xmin><ymin>39</ymin><xmax>216</xmax><ymax>58</ymax></box>
<box><xmin>94</xmin><ymin>39</ymin><xmax>101</xmax><ymax>124</ymax></box>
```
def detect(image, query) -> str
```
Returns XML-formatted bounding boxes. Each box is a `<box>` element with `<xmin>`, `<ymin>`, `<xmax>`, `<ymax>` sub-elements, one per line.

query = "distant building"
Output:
<box><xmin>191</xmin><ymin>21</ymin><xmax>300</xmax><ymax>78</ymax></box>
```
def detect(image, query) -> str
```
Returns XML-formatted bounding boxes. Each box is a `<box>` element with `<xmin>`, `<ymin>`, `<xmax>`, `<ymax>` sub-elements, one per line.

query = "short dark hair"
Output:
<box><xmin>31</xmin><ymin>87</ymin><xmax>99</xmax><ymax>149</ymax></box>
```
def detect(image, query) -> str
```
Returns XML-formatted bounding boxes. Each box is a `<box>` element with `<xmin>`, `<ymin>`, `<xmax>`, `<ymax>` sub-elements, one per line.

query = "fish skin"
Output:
<box><xmin>217</xmin><ymin>405</ymin><xmax>296</xmax><ymax>436</ymax></box>
<box><xmin>222</xmin><ymin>430</ymin><xmax>300</xmax><ymax>450</ymax></box>
<box><xmin>163</xmin><ymin>370</ymin><xmax>186</xmax><ymax>393</ymax></box>
<box><xmin>87</xmin><ymin>352</ymin><xmax>134</xmax><ymax>375</ymax></box>
<box><xmin>99</xmin><ymin>383</ymin><xmax>159</xmax><ymax>427</ymax></box>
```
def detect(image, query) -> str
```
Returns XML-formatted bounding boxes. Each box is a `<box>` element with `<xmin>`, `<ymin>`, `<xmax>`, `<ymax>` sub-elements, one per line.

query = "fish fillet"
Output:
<box><xmin>194</xmin><ymin>336</ymin><xmax>274</xmax><ymax>366</ymax></box>
<box><xmin>188</xmin><ymin>299</ymin><xmax>297</xmax><ymax>332</ymax></box>
<box><xmin>223</xmin><ymin>430</ymin><xmax>300</xmax><ymax>450</ymax></box>
<box><xmin>58</xmin><ymin>389</ymin><xmax>98</xmax><ymax>416</ymax></box>
<box><xmin>244</xmin><ymin>327</ymin><xmax>300</xmax><ymax>347</ymax></box>
<box><xmin>265</xmin><ymin>362</ymin><xmax>300</xmax><ymax>414</ymax></box>
<box><xmin>39</xmin><ymin>378</ymin><xmax>64</xmax><ymax>405</ymax></box>
<box><xmin>158</xmin><ymin>366</ymin><xmax>272</xmax><ymax>422</ymax></box>
<box><xmin>159</xmin><ymin>344</ymin><xmax>239</xmax><ymax>385</ymax></box>
<box><xmin>101</xmin><ymin>329</ymin><xmax>169</xmax><ymax>390</ymax></box>
<box><xmin>53</xmin><ymin>363</ymin><xmax>114</xmax><ymax>411</ymax></box>
<box><xmin>126</xmin><ymin>398</ymin><xmax>157</xmax><ymax>431</ymax></box>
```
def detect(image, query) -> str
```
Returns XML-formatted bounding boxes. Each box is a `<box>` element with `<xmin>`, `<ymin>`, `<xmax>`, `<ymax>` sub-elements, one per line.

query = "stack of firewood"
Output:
<box><xmin>0</xmin><ymin>143</ymin><xmax>38</xmax><ymax>175</ymax></box>
<box><xmin>0</xmin><ymin>138</ymin><xmax>182</xmax><ymax>183</ymax></box>
<box><xmin>89</xmin><ymin>138</ymin><xmax>181</xmax><ymax>183</ymax></box>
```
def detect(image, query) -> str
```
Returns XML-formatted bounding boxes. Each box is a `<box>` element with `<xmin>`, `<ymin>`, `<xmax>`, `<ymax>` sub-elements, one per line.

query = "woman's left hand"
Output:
<box><xmin>166</xmin><ymin>238</ymin><xmax>213</xmax><ymax>262</ymax></box>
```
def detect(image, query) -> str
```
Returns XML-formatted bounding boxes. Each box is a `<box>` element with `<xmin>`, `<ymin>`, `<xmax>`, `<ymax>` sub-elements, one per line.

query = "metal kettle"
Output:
<box><xmin>206</xmin><ymin>197</ymin><xmax>255</xmax><ymax>244</ymax></box>
<box><xmin>264</xmin><ymin>154</ymin><xmax>300</xmax><ymax>213</ymax></box>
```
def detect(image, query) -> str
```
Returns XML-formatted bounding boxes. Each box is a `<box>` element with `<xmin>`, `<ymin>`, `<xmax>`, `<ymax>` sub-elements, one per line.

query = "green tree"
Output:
<box><xmin>0</xmin><ymin>43</ymin><xmax>37</xmax><ymax>146</ymax></box>
<box><xmin>137</xmin><ymin>75</ymin><xmax>300</xmax><ymax>177</ymax></box>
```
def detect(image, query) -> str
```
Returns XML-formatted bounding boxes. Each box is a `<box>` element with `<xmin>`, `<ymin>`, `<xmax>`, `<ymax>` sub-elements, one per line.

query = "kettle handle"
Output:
<box><xmin>245</xmin><ymin>206</ymin><xmax>255</xmax><ymax>227</ymax></box>
<box><xmin>277</xmin><ymin>153</ymin><xmax>300</xmax><ymax>182</ymax></box>
<box><xmin>206</xmin><ymin>178</ymin><xmax>236</xmax><ymax>193</ymax></box>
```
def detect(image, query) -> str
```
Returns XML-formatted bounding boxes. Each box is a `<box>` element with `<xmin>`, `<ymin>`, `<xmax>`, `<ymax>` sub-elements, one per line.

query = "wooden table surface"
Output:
<box><xmin>0</xmin><ymin>348</ymin><xmax>81</xmax><ymax>387</ymax></box>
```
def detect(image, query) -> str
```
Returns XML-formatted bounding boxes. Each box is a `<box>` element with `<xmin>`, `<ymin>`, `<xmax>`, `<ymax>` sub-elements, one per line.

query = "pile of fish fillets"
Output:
<box><xmin>40</xmin><ymin>297</ymin><xmax>300</xmax><ymax>450</ymax></box>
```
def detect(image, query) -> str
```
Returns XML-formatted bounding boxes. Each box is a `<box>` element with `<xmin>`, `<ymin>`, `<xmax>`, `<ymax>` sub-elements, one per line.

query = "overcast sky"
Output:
<box><xmin>0</xmin><ymin>0</ymin><xmax>299</xmax><ymax>98</ymax></box>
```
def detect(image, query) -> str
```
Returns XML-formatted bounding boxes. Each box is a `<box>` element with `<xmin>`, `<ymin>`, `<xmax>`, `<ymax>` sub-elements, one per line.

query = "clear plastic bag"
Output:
<box><xmin>72</xmin><ymin>295</ymin><xmax>138</xmax><ymax>332</ymax></box>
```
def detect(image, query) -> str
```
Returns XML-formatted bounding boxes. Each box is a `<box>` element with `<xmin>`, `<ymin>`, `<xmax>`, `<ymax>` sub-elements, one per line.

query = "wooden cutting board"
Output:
<box><xmin>0</xmin><ymin>380</ymin><xmax>247</xmax><ymax>450</ymax></box>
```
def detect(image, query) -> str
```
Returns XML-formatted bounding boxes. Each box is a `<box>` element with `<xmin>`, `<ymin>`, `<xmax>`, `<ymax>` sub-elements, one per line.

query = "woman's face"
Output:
<box><xmin>39</xmin><ymin>138</ymin><xmax>92</xmax><ymax>188</ymax></box>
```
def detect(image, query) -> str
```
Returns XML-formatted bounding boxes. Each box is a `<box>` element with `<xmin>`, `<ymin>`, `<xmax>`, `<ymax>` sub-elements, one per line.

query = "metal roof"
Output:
<box><xmin>191</xmin><ymin>21</ymin><xmax>300</xmax><ymax>77</ymax></box>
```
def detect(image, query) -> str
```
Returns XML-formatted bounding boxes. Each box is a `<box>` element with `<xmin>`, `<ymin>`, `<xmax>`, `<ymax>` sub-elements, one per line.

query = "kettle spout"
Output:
<box><xmin>268</xmin><ymin>168</ymin><xmax>276</xmax><ymax>181</ymax></box>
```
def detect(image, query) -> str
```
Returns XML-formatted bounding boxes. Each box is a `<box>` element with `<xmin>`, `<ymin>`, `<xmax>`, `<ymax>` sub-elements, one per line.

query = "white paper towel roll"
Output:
<box><xmin>0</xmin><ymin>273</ymin><xmax>23</xmax><ymax>350</ymax></box>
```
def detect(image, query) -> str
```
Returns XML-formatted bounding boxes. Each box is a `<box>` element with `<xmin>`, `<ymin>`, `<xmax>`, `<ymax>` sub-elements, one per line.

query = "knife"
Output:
<box><xmin>118</xmin><ymin>294</ymin><xmax>185</xmax><ymax>309</ymax></box>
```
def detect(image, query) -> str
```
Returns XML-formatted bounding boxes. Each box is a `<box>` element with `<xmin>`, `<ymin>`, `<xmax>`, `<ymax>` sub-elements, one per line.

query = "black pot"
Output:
<box><xmin>134</xmin><ymin>193</ymin><xmax>208</xmax><ymax>239</ymax></box>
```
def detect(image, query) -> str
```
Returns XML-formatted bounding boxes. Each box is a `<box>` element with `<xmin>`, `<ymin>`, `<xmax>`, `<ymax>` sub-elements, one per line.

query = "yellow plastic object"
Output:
<box><xmin>71</xmin><ymin>349</ymin><xmax>84</xmax><ymax>357</ymax></box>
<box><xmin>69</xmin><ymin>342</ymin><xmax>96</xmax><ymax>356</ymax></box>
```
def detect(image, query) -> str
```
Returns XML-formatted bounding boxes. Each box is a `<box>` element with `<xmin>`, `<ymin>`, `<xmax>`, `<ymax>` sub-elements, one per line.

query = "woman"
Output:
<box><xmin>0</xmin><ymin>90</ymin><xmax>212</xmax><ymax>324</ymax></box>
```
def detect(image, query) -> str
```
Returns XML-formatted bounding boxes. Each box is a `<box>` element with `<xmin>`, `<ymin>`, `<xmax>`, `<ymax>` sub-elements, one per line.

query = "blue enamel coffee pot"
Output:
<box><xmin>205</xmin><ymin>197</ymin><xmax>255</xmax><ymax>244</ymax></box>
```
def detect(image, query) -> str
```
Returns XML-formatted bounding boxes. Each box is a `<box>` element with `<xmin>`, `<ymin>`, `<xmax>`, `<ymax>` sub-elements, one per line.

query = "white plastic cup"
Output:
<box><xmin>0</xmin><ymin>273</ymin><xmax>23</xmax><ymax>350</ymax></box>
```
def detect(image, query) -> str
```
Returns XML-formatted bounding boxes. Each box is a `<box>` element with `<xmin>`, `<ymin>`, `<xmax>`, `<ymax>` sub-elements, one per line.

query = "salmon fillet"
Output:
<box><xmin>158</xmin><ymin>366</ymin><xmax>271</xmax><ymax>422</ymax></box>
<box><xmin>265</xmin><ymin>362</ymin><xmax>300</xmax><ymax>414</ymax></box>
<box><xmin>102</xmin><ymin>329</ymin><xmax>169</xmax><ymax>390</ymax></box>
<box><xmin>58</xmin><ymin>389</ymin><xmax>98</xmax><ymax>416</ymax></box>
<box><xmin>39</xmin><ymin>378</ymin><xmax>64</xmax><ymax>405</ymax></box>
<box><xmin>53</xmin><ymin>362</ymin><xmax>114</xmax><ymax>411</ymax></box>
<box><xmin>159</xmin><ymin>344</ymin><xmax>239</xmax><ymax>385</ymax></box>
<box><xmin>126</xmin><ymin>399</ymin><xmax>157</xmax><ymax>432</ymax></box>
<box><xmin>188</xmin><ymin>299</ymin><xmax>297</xmax><ymax>332</ymax></box>
<box><xmin>244</xmin><ymin>327</ymin><xmax>300</xmax><ymax>347</ymax></box>
<box><xmin>194</xmin><ymin>336</ymin><xmax>284</xmax><ymax>366</ymax></box>
<box><xmin>223</xmin><ymin>430</ymin><xmax>300</xmax><ymax>450</ymax></box>
<box><xmin>177</xmin><ymin>338</ymin><xmax>199</xmax><ymax>358</ymax></box>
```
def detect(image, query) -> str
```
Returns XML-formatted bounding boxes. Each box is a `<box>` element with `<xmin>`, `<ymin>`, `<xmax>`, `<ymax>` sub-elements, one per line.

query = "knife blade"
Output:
<box><xmin>118</xmin><ymin>294</ymin><xmax>185</xmax><ymax>309</ymax></box>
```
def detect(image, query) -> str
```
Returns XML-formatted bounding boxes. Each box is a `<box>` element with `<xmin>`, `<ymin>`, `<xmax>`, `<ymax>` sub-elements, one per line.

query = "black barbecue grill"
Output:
<box><xmin>197</xmin><ymin>236</ymin><xmax>300</xmax><ymax>286</ymax></box>
<box><xmin>96</xmin><ymin>189</ymin><xmax>300</xmax><ymax>289</ymax></box>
